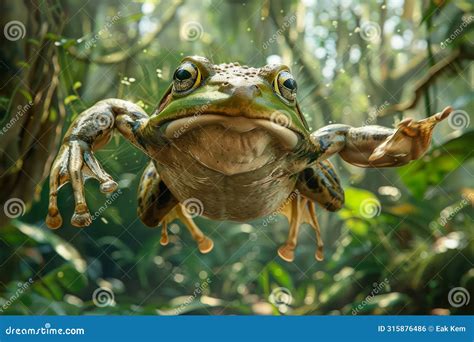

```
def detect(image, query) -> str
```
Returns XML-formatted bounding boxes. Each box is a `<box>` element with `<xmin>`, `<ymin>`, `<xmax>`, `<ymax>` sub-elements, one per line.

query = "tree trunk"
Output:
<box><xmin>0</xmin><ymin>0</ymin><xmax>65</xmax><ymax>226</ymax></box>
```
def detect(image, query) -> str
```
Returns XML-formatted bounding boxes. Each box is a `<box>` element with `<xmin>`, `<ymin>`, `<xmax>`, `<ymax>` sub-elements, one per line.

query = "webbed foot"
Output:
<box><xmin>369</xmin><ymin>106</ymin><xmax>453</xmax><ymax>163</ymax></box>
<box><xmin>46</xmin><ymin>140</ymin><xmax>118</xmax><ymax>229</ymax></box>
<box><xmin>278</xmin><ymin>192</ymin><xmax>324</xmax><ymax>262</ymax></box>
<box><xmin>158</xmin><ymin>203</ymin><xmax>214</xmax><ymax>254</ymax></box>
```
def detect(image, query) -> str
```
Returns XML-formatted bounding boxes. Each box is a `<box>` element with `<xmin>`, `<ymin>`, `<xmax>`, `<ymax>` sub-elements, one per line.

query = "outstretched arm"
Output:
<box><xmin>46</xmin><ymin>99</ymin><xmax>149</xmax><ymax>229</ymax></box>
<box><xmin>310</xmin><ymin>107</ymin><xmax>452</xmax><ymax>167</ymax></box>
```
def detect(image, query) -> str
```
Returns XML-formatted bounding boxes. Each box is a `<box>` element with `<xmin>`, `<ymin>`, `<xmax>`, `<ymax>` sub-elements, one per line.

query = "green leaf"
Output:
<box><xmin>19</xmin><ymin>89</ymin><xmax>33</xmax><ymax>102</ymax></box>
<box><xmin>420</xmin><ymin>0</ymin><xmax>448</xmax><ymax>25</ymax></box>
<box><xmin>352</xmin><ymin>292</ymin><xmax>411</xmax><ymax>314</ymax></box>
<box><xmin>398</xmin><ymin>131</ymin><xmax>474</xmax><ymax>199</ymax></box>
<box><xmin>16</xmin><ymin>61</ymin><xmax>30</xmax><ymax>69</ymax></box>
<box><xmin>12</xmin><ymin>221</ymin><xmax>87</xmax><ymax>273</ymax></box>
<box><xmin>119</xmin><ymin>13</ymin><xmax>145</xmax><ymax>24</ymax></box>
<box><xmin>267</xmin><ymin>261</ymin><xmax>293</xmax><ymax>289</ymax></box>
<box><xmin>72</xmin><ymin>81</ymin><xmax>82</xmax><ymax>91</ymax></box>
<box><xmin>338</xmin><ymin>187</ymin><xmax>381</xmax><ymax>235</ymax></box>
<box><xmin>49</xmin><ymin>107</ymin><xmax>58</xmax><ymax>122</ymax></box>
<box><xmin>64</xmin><ymin>95</ymin><xmax>79</xmax><ymax>105</ymax></box>
<box><xmin>158</xmin><ymin>296</ymin><xmax>224</xmax><ymax>315</ymax></box>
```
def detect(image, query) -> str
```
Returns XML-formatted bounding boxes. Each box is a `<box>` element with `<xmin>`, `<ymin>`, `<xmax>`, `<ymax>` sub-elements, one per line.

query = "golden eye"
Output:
<box><xmin>274</xmin><ymin>70</ymin><xmax>297</xmax><ymax>103</ymax></box>
<box><xmin>173</xmin><ymin>62</ymin><xmax>201</xmax><ymax>93</ymax></box>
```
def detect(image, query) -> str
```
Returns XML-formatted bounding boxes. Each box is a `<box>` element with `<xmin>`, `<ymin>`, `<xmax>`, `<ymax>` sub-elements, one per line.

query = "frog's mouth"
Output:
<box><xmin>162</xmin><ymin>114</ymin><xmax>300</xmax><ymax>150</ymax></box>
<box><xmin>160</xmin><ymin>114</ymin><xmax>301</xmax><ymax>175</ymax></box>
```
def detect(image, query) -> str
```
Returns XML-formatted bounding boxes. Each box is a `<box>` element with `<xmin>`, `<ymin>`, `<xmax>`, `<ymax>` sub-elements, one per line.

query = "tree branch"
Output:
<box><xmin>382</xmin><ymin>48</ymin><xmax>473</xmax><ymax>114</ymax></box>
<box><xmin>67</xmin><ymin>0</ymin><xmax>184</xmax><ymax>65</ymax></box>
<box><xmin>269</xmin><ymin>3</ymin><xmax>333</xmax><ymax>122</ymax></box>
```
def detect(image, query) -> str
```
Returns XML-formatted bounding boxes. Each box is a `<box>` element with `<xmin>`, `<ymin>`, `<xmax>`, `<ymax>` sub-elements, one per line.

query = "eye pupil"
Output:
<box><xmin>283</xmin><ymin>78</ymin><xmax>297</xmax><ymax>90</ymax></box>
<box><xmin>174</xmin><ymin>69</ymin><xmax>192</xmax><ymax>81</ymax></box>
<box><xmin>275</xmin><ymin>71</ymin><xmax>297</xmax><ymax>103</ymax></box>
<box><xmin>173</xmin><ymin>62</ymin><xmax>200</xmax><ymax>94</ymax></box>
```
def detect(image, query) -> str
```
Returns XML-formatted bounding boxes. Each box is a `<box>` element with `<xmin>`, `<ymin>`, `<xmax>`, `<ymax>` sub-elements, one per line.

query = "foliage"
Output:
<box><xmin>0</xmin><ymin>0</ymin><xmax>472</xmax><ymax>315</ymax></box>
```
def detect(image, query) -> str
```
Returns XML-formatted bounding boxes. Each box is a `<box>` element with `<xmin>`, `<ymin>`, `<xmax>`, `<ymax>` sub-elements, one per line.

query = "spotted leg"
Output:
<box><xmin>296</xmin><ymin>160</ymin><xmax>344</xmax><ymax>212</ymax></box>
<box><xmin>46</xmin><ymin>99</ymin><xmax>149</xmax><ymax>228</ymax></box>
<box><xmin>137</xmin><ymin>160</ymin><xmax>178</xmax><ymax>245</ymax></box>
<box><xmin>310</xmin><ymin>107</ymin><xmax>452</xmax><ymax>167</ymax></box>
<box><xmin>137</xmin><ymin>160</ymin><xmax>214</xmax><ymax>253</ymax></box>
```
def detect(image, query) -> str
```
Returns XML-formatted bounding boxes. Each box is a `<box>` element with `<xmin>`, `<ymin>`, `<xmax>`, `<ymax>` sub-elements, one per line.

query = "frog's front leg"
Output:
<box><xmin>46</xmin><ymin>99</ymin><xmax>149</xmax><ymax>228</ymax></box>
<box><xmin>137</xmin><ymin>160</ymin><xmax>214</xmax><ymax>253</ymax></box>
<box><xmin>310</xmin><ymin>107</ymin><xmax>452</xmax><ymax>167</ymax></box>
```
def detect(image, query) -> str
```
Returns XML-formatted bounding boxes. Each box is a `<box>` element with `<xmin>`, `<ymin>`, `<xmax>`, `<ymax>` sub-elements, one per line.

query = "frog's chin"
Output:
<box><xmin>162</xmin><ymin>114</ymin><xmax>299</xmax><ymax>150</ymax></box>
<box><xmin>161</xmin><ymin>115</ymin><xmax>300</xmax><ymax>176</ymax></box>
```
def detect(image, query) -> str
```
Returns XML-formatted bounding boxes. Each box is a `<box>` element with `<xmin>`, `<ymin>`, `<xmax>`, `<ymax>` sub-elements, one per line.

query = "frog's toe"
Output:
<box><xmin>278</xmin><ymin>244</ymin><xmax>295</xmax><ymax>262</ymax></box>
<box><xmin>46</xmin><ymin>209</ymin><xmax>63</xmax><ymax>229</ymax></box>
<box><xmin>71</xmin><ymin>207</ymin><xmax>92</xmax><ymax>227</ymax></box>
<box><xmin>431</xmin><ymin>106</ymin><xmax>453</xmax><ymax>122</ymax></box>
<box><xmin>159</xmin><ymin>222</ymin><xmax>169</xmax><ymax>246</ymax></box>
<box><xmin>198</xmin><ymin>237</ymin><xmax>214</xmax><ymax>254</ymax></box>
<box><xmin>100</xmin><ymin>180</ymin><xmax>118</xmax><ymax>193</ymax></box>
<box><xmin>160</xmin><ymin>235</ymin><xmax>169</xmax><ymax>246</ymax></box>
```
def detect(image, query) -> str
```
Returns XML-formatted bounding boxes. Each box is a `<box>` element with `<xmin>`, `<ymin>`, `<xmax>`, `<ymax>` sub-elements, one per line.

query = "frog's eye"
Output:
<box><xmin>173</xmin><ymin>62</ymin><xmax>201</xmax><ymax>93</ymax></box>
<box><xmin>274</xmin><ymin>71</ymin><xmax>297</xmax><ymax>103</ymax></box>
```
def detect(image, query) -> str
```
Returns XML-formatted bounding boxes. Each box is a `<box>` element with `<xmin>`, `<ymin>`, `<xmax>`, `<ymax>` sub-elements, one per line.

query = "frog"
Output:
<box><xmin>45</xmin><ymin>55</ymin><xmax>453</xmax><ymax>262</ymax></box>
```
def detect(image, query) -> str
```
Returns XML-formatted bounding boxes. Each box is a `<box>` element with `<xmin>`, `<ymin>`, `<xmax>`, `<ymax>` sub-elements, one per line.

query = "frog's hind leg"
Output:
<box><xmin>296</xmin><ymin>160</ymin><xmax>344</xmax><ymax>212</ymax></box>
<box><xmin>307</xmin><ymin>201</ymin><xmax>324</xmax><ymax>261</ymax></box>
<box><xmin>278</xmin><ymin>192</ymin><xmax>325</xmax><ymax>262</ymax></box>
<box><xmin>278</xmin><ymin>192</ymin><xmax>305</xmax><ymax>262</ymax></box>
<box><xmin>170</xmin><ymin>205</ymin><xmax>214</xmax><ymax>253</ymax></box>
<box><xmin>137</xmin><ymin>160</ymin><xmax>177</xmax><ymax>245</ymax></box>
<box><xmin>137</xmin><ymin>160</ymin><xmax>213</xmax><ymax>253</ymax></box>
<box><xmin>276</xmin><ymin>161</ymin><xmax>343</xmax><ymax>262</ymax></box>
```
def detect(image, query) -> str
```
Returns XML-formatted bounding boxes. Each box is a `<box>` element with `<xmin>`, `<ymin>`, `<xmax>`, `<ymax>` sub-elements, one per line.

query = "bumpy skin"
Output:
<box><xmin>45</xmin><ymin>56</ymin><xmax>452</xmax><ymax>261</ymax></box>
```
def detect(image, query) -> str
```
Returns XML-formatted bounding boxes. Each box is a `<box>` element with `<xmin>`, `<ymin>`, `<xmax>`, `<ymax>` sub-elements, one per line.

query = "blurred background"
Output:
<box><xmin>0</xmin><ymin>0</ymin><xmax>472</xmax><ymax>315</ymax></box>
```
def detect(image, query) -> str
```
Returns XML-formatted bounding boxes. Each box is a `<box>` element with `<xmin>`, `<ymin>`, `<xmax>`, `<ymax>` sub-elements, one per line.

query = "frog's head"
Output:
<box><xmin>148</xmin><ymin>56</ymin><xmax>311</xmax><ymax>174</ymax></box>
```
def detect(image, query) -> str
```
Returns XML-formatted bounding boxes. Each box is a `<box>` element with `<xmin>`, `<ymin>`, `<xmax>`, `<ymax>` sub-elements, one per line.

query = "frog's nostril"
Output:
<box><xmin>219</xmin><ymin>82</ymin><xmax>232</xmax><ymax>92</ymax></box>
<box><xmin>233</xmin><ymin>84</ymin><xmax>260</xmax><ymax>100</ymax></box>
<box><xmin>252</xmin><ymin>84</ymin><xmax>261</xmax><ymax>95</ymax></box>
